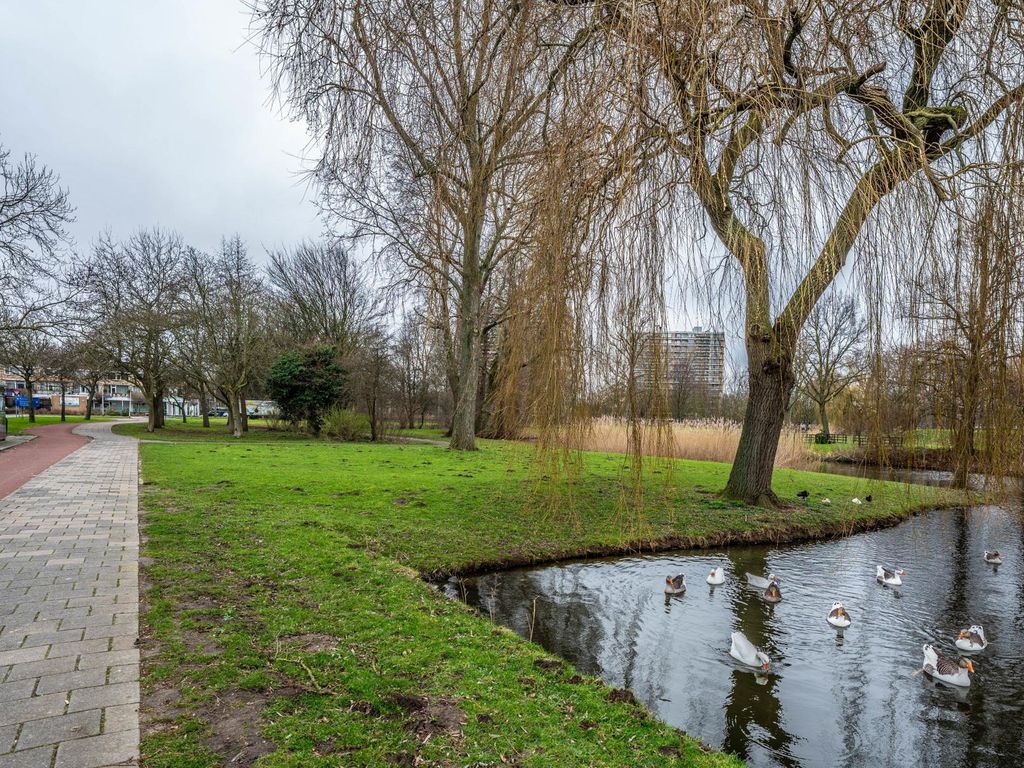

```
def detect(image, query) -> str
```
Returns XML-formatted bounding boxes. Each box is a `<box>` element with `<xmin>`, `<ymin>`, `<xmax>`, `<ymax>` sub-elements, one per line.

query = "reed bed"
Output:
<box><xmin>578</xmin><ymin>418</ymin><xmax>818</xmax><ymax>470</ymax></box>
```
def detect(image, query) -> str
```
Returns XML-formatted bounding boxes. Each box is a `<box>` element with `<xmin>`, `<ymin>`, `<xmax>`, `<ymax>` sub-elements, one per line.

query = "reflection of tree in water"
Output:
<box><xmin>721</xmin><ymin>548</ymin><xmax>799</xmax><ymax>768</ymax></box>
<box><xmin>471</xmin><ymin>563</ymin><xmax>668</xmax><ymax>699</ymax></box>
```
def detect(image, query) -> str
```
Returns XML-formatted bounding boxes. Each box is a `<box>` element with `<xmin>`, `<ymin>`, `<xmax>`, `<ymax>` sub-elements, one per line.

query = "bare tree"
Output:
<box><xmin>267</xmin><ymin>241</ymin><xmax>376</xmax><ymax>355</ymax></box>
<box><xmin>78</xmin><ymin>229</ymin><xmax>186</xmax><ymax>432</ymax></box>
<box><xmin>253</xmin><ymin>0</ymin><xmax>590</xmax><ymax>451</ymax></box>
<box><xmin>910</xmin><ymin>192</ymin><xmax>1024</xmax><ymax>486</ymax></box>
<box><xmin>797</xmin><ymin>293</ymin><xmax>866</xmax><ymax>438</ymax></box>
<box><xmin>1</xmin><ymin>326</ymin><xmax>52</xmax><ymax>423</ymax></box>
<box><xmin>351</xmin><ymin>326</ymin><xmax>394</xmax><ymax>442</ymax></box>
<box><xmin>0</xmin><ymin>142</ymin><xmax>75</xmax><ymax>333</ymax></box>
<box><xmin>183</xmin><ymin>238</ymin><xmax>267</xmax><ymax>438</ymax></box>
<box><xmin>393</xmin><ymin>310</ymin><xmax>440</xmax><ymax>430</ymax></box>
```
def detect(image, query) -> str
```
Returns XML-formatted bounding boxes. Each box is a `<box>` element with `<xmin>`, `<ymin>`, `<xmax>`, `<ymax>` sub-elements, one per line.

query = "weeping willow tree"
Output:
<box><xmin>524</xmin><ymin>0</ymin><xmax>1024</xmax><ymax>504</ymax></box>
<box><xmin>252</xmin><ymin>0</ymin><xmax>593</xmax><ymax>451</ymax></box>
<box><xmin>904</xmin><ymin>182</ymin><xmax>1024</xmax><ymax>488</ymax></box>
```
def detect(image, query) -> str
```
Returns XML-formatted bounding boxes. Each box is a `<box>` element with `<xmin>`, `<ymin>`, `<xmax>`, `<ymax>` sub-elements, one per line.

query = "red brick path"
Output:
<box><xmin>0</xmin><ymin>422</ymin><xmax>91</xmax><ymax>500</ymax></box>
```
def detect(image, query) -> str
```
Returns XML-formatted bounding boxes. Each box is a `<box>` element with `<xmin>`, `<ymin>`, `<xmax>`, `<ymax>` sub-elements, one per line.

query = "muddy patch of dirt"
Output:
<box><xmin>203</xmin><ymin>686</ymin><xmax>303</xmax><ymax>766</ymax></box>
<box><xmin>390</xmin><ymin>693</ymin><xmax>467</xmax><ymax>742</ymax></box>
<box><xmin>608</xmin><ymin>688</ymin><xmax>637</xmax><ymax>705</ymax></box>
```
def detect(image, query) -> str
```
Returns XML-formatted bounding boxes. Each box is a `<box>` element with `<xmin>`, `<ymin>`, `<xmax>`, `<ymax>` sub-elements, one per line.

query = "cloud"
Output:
<box><xmin>0</xmin><ymin>0</ymin><xmax>322</xmax><ymax>258</ymax></box>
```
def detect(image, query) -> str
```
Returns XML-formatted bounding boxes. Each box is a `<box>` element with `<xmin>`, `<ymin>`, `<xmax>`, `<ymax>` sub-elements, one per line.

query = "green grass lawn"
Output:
<box><xmin>112</xmin><ymin>418</ymin><xmax>314</xmax><ymax>442</ymax></box>
<box><xmin>3</xmin><ymin>414</ymin><xmax>117</xmax><ymax>435</ymax></box>
<box><xmin>137</xmin><ymin>437</ymin><xmax>957</xmax><ymax>768</ymax></box>
<box><xmin>393</xmin><ymin>426</ymin><xmax>448</xmax><ymax>440</ymax></box>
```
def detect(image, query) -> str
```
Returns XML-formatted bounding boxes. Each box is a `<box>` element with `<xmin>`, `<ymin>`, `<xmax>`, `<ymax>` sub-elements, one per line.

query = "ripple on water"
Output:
<box><xmin>450</xmin><ymin>506</ymin><xmax>1024</xmax><ymax>768</ymax></box>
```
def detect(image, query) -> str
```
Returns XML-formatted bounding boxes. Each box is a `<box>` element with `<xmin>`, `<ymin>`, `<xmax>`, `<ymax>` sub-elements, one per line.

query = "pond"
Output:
<box><xmin>446</xmin><ymin>505</ymin><xmax>1024</xmax><ymax>767</ymax></box>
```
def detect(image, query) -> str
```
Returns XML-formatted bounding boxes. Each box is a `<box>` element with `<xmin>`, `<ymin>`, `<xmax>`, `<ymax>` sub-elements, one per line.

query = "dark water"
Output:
<box><xmin>447</xmin><ymin>507</ymin><xmax>1024</xmax><ymax>767</ymax></box>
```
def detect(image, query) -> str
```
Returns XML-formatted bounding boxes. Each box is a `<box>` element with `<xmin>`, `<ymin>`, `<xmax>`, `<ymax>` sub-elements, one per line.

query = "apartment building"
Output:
<box><xmin>640</xmin><ymin>327</ymin><xmax>726</xmax><ymax>398</ymax></box>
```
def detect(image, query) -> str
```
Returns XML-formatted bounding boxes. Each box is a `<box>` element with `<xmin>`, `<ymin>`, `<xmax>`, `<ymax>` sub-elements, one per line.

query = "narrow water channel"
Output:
<box><xmin>447</xmin><ymin>504</ymin><xmax>1024</xmax><ymax>767</ymax></box>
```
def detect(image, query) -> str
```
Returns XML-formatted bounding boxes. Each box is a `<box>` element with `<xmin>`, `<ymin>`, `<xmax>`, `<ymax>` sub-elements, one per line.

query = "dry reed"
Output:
<box><xmin>578</xmin><ymin>418</ymin><xmax>817</xmax><ymax>470</ymax></box>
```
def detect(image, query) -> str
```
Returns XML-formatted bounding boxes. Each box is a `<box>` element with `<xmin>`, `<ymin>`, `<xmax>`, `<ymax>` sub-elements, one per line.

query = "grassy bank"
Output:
<box><xmin>4</xmin><ymin>414</ymin><xmax>116</xmax><ymax>435</ymax></box>
<box><xmin>112</xmin><ymin>418</ymin><xmax>312</xmax><ymax>442</ymax></box>
<box><xmin>137</xmin><ymin>437</ymin><xmax>955</xmax><ymax>767</ymax></box>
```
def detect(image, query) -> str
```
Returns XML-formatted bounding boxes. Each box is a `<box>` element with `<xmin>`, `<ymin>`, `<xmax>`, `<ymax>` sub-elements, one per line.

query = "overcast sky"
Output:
<box><xmin>0</xmin><ymin>1</ymin><xmax>322</xmax><ymax>259</ymax></box>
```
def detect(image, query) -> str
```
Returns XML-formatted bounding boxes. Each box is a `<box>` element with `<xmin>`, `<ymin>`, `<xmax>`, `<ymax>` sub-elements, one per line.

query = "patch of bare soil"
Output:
<box><xmin>203</xmin><ymin>686</ymin><xmax>303</xmax><ymax>766</ymax></box>
<box><xmin>390</xmin><ymin>693</ymin><xmax>468</xmax><ymax>743</ymax></box>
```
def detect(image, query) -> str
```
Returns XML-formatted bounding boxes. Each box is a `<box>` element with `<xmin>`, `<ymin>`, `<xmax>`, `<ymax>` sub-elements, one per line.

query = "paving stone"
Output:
<box><xmin>16</xmin><ymin>709</ymin><xmax>102</xmax><ymax>750</ymax></box>
<box><xmin>0</xmin><ymin>724</ymin><xmax>18</xmax><ymax>753</ymax></box>
<box><xmin>34</xmin><ymin>667</ymin><xmax>108</xmax><ymax>696</ymax></box>
<box><xmin>0</xmin><ymin>745</ymin><xmax>55</xmax><ymax>768</ymax></box>
<box><xmin>2</xmin><ymin>655</ymin><xmax>77</xmax><ymax>682</ymax></box>
<box><xmin>0</xmin><ymin>691</ymin><xmax>69</xmax><ymax>727</ymax></box>
<box><xmin>54</xmin><ymin>729</ymin><xmax>137</xmax><ymax>768</ymax></box>
<box><xmin>68</xmin><ymin>681</ymin><xmax>139</xmax><ymax>713</ymax></box>
<box><xmin>0</xmin><ymin>423</ymin><xmax>139</xmax><ymax>762</ymax></box>
<box><xmin>0</xmin><ymin>677</ymin><xmax>36</xmax><ymax>702</ymax></box>
<box><xmin>101</xmin><ymin>702</ymin><xmax>138</xmax><ymax>735</ymax></box>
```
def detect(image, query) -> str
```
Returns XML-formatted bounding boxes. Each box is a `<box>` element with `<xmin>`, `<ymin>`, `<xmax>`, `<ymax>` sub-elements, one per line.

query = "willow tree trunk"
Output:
<box><xmin>724</xmin><ymin>337</ymin><xmax>796</xmax><ymax>505</ymax></box>
<box><xmin>60</xmin><ymin>383</ymin><xmax>67</xmax><ymax>422</ymax></box>
<box><xmin>951</xmin><ymin>365</ymin><xmax>980</xmax><ymax>490</ymax></box>
<box><xmin>85</xmin><ymin>388</ymin><xmax>94</xmax><ymax>420</ymax></box>
<box><xmin>450</xmin><ymin>281</ymin><xmax>481</xmax><ymax>451</ymax></box>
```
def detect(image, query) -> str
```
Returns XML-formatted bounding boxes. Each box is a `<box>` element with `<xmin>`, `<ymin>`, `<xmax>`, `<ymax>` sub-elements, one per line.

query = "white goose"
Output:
<box><xmin>826</xmin><ymin>601</ymin><xmax>852</xmax><ymax>628</ymax></box>
<box><xmin>876</xmin><ymin>566</ymin><xmax>906</xmax><ymax>586</ymax></box>
<box><xmin>706</xmin><ymin>566</ymin><xmax>726</xmax><ymax>586</ymax></box>
<box><xmin>729</xmin><ymin>631</ymin><xmax>770</xmax><ymax>671</ymax></box>
<box><xmin>664</xmin><ymin>574</ymin><xmax>686</xmax><ymax>595</ymax></box>
<box><xmin>984</xmin><ymin>550</ymin><xmax>1003</xmax><ymax>565</ymax></box>
<box><xmin>922</xmin><ymin>644</ymin><xmax>974</xmax><ymax>687</ymax></box>
<box><xmin>745</xmin><ymin>572</ymin><xmax>779</xmax><ymax>590</ymax></box>
<box><xmin>955</xmin><ymin>625</ymin><xmax>988</xmax><ymax>652</ymax></box>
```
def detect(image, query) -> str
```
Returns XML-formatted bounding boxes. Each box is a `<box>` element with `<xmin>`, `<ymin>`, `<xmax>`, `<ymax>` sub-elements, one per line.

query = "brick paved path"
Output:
<box><xmin>0</xmin><ymin>422</ymin><xmax>139</xmax><ymax>767</ymax></box>
<box><xmin>0</xmin><ymin>423</ymin><xmax>91</xmax><ymax>500</ymax></box>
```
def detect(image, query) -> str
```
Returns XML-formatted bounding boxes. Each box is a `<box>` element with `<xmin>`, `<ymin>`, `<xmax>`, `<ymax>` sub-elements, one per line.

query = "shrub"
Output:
<box><xmin>265</xmin><ymin>347</ymin><xmax>348</xmax><ymax>435</ymax></box>
<box><xmin>322</xmin><ymin>407</ymin><xmax>370</xmax><ymax>441</ymax></box>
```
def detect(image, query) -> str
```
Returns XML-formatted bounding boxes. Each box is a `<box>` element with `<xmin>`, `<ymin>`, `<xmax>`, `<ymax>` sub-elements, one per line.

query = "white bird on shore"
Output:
<box><xmin>851</xmin><ymin>497</ymin><xmax>862</xmax><ymax>505</ymax></box>
<box><xmin>664</xmin><ymin>574</ymin><xmax>686</xmax><ymax>595</ymax></box>
<box><xmin>984</xmin><ymin>550</ymin><xmax>1003</xmax><ymax>565</ymax></box>
<box><xmin>922</xmin><ymin>644</ymin><xmax>974</xmax><ymax>687</ymax></box>
<box><xmin>821</xmin><ymin>498</ymin><xmax>832</xmax><ymax>505</ymax></box>
<box><xmin>955</xmin><ymin>625</ymin><xmax>988</xmax><ymax>652</ymax></box>
<box><xmin>730</xmin><ymin>631</ymin><xmax>770</xmax><ymax>671</ymax></box>
<box><xmin>827</xmin><ymin>601</ymin><xmax>852</xmax><ymax>628</ymax></box>
<box><xmin>876</xmin><ymin>566</ymin><xmax>906</xmax><ymax>586</ymax></box>
<box><xmin>706</xmin><ymin>567</ymin><xmax>726</xmax><ymax>586</ymax></box>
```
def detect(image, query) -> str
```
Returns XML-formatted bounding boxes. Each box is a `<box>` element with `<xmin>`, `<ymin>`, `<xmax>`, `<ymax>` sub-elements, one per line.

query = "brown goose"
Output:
<box><xmin>664</xmin><ymin>574</ymin><xmax>686</xmax><ymax>595</ymax></box>
<box><xmin>922</xmin><ymin>644</ymin><xmax>974</xmax><ymax>687</ymax></box>
<box><xmin>956</xmin><ymin>625</ymin><xmax>988</xmax><ymax>651</ymax></box>
<box><xmin>763</xmin><ymin>582</ymin><xmax>783</xmax><ymax>603</ymax></box>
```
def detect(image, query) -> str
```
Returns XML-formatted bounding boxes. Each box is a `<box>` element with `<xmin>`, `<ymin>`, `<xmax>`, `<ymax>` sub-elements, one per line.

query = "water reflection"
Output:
<box><xmin>448</xmin><ymin>507</ymin><xmax>1024</xmax><ymax>768</ymax></box>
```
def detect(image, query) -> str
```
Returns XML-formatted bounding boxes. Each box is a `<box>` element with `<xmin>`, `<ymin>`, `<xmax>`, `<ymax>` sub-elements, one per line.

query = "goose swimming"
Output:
<box><xmin>984</xmin><ymin>550</ymin><xmax>1003</xmax><ymax>565</ymax></box>
<box><xmin>876</xmin><ymin>566</ymin><xmax>906</xmax><ymax>586</ymax></box>
<box><xmin>922</xmin><ymin>644</ymin><xmax>974</xmax><ymax>687</ymax></box>
<box><xmin>729</xmin><ymin>631</ymin><xmax>770</xmax><ymax>671</ymax></box>
<box><xmin>745</xmin><ymin>572</ymin><xmax>779</xmax><ymax>590</ymax></box>
<box><xmin>955</xmin><ymin>625</ymin><xmax>988</xmax><ymax>652</ymax></box>
<box><xmin>762</xmin><ymin>581</ymin><xmax>783</xmax><ymax>603</ymax></box>
<box><xmin>706</xmin><ymin>567</ymin><xmax>726</xmax><ymax>586</ymax></box>
<box><xmin>826</xmin><ymin>601</ymin><xmax>852</xmax><ymax>628</ymax></box>
<box><xmin>664</xmin><ymin>574</ymin><xmax>686</xmax><ymax>595</ymax></box>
